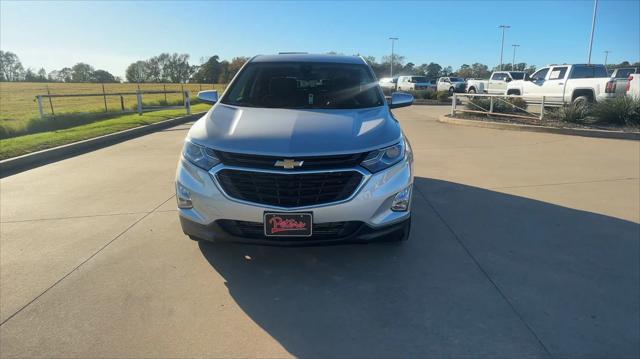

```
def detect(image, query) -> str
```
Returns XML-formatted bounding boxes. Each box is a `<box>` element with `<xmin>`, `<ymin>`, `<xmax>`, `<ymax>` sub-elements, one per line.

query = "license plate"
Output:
<box><xmin>264</xmin><ymin>212</ymin><xmax>312</xmax><ymax>237</ymax></box>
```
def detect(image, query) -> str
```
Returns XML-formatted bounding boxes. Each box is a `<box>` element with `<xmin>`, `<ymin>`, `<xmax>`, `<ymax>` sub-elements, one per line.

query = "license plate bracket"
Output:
<box><xmin>264</xmin><ymin>212</ymin><xmax>313</xmax><ymax>237</ymax></box>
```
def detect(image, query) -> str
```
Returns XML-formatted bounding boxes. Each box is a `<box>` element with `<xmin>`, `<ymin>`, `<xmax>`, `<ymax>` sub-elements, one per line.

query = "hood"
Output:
<box><xmin>187</xmin><ymin>104</ymin><xmax>401</xmax><ymax>156</ymax></box>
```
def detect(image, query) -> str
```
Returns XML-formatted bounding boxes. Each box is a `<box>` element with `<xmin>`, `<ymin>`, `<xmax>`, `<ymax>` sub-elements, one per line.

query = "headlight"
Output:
<box><xmin>360</xmin><ymin>139</ymin><xmax>406</xmax><ymax>173</ymax></box>
<box><xmin>182</xmin><ymin>141</ymin><xmax>220</xmax><ymax>170</ymax></box>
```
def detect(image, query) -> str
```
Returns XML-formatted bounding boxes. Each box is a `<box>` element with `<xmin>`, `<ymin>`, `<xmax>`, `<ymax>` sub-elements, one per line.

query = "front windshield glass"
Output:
<box><xmin>449</xmin><ymin>77</ymin><xmax>463</xmax><ymax>82</ymax></box>
<box><xmin>411</xmin><ymin>76</ymin><xmax>427</xmax><ymax>83</ymax></box>
<box><xmin>510</xmin><ymin>72</ymin><xmax>525</xmax><ymax>80</ymax></box>
<box><xmin>221</xmin><ymin>62</ymin><xmax>384</xmax><ymax>109</ymax></box>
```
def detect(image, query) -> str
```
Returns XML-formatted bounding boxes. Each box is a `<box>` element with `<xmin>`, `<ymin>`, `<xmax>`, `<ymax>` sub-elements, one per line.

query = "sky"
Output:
<box><xmin>1</xmin><ymin>0</ymin><xmax>639</xmax><ymax>79</ymax></box>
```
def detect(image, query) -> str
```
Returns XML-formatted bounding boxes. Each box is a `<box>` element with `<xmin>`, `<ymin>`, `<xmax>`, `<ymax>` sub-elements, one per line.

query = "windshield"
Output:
<box><xmin>411</xmin><ymin>76</ymin><xmax>428</xmax><ymax>83</ymax></box>
<box><xmin>221</xmin><ymin>62</ymin><xmax>384</xmax><ymax>109</ymax></box>
<box><xmin>509</xmin><ymin>72</ymin><xmax>525</xmax><ymax>80</ymax></box>
<box><xmin>449</xmin><ymin>77</ymin><xmax>463</xmax><ymax>82</ymax></box>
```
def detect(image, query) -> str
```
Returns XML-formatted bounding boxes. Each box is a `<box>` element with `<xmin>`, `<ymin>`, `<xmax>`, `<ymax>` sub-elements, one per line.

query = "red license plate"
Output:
<box><xmin>264</xmin><ymin>212</ymin><xmax>312</xmax><ymax>237</ymax></box>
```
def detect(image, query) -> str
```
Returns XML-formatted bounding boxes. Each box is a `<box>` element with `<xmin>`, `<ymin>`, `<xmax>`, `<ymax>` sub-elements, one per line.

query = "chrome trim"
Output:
<box><xmin>209</xmin><ymin>165</ymin><xmax>371</xmax><ymax>211</ymax></box>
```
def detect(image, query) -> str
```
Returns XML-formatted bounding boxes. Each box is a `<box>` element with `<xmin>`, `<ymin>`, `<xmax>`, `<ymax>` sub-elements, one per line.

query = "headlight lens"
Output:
<box><xmin>360</xmin><ymin>139</ymin><xmax>406</xmax><ymax>173</ymax></box>
<box><xmin>182</xmin><ymin>141</ymin><xmax>220</xmax><ymax>170</ymax></box>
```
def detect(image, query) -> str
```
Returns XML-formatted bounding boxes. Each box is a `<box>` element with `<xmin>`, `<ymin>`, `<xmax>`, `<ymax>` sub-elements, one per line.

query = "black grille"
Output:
<box><xmin>218</xmin><ymin>220</ymin><xmax>362</xmax><ymax>240</ymax></box>
<box><xmin>216</xmin><ymin>169</ymin><xmax>363</xmax><ymax>207</ymax></box>
<box><xmin>215</xmin><ymin>151</ymin><xmax>367</xmax><ymax>171</ymax></box>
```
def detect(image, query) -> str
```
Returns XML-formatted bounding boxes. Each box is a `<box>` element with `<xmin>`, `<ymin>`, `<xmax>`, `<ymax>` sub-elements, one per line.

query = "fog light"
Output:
<box><xmin>176</xmin><ymin>183</ymin><xmax>193</xmax><ymax>209</ymax></box>
<box><xmin>391</xmin><ymin>185</ymin><xmax>412</xmax><ymax>212</ymax></box>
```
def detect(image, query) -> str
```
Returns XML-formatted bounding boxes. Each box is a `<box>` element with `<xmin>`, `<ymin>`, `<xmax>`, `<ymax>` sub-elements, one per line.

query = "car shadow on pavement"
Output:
<box><xmin>198</xmin><ymin>177</ymin><xmax>639</xmax><ymax>358</ymax></box>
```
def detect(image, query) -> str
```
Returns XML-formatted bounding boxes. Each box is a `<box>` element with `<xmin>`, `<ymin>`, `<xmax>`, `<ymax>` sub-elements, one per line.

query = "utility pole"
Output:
<box><xmin>587</xmin><ymin>0</ymin><xmax>598</xmax><ymax>64</ymax></box>
<box><xmin>604</xmin><ymin>50</ymin><xmax>611</xmax><ymax>67</ymax></box>
<box><xmin>498</xmin><ymin>25</ymin><xmax>511</xmax><ymax>70</ymax></box>
<box><xmin>389</xmin><ymin>37</ymin><xmax>399</xmax><ymax>78</ymax></box>
<box><xmin>512</xmin><ymin>44</ymin><xmax>520</xmax><ymax>70</ymax></box>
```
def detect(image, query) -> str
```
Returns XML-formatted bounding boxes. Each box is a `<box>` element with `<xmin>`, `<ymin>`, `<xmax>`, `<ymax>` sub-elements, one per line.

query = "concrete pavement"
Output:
<box><xmin>1</xmin><ymin>106</ymin><xmax>638</xmax><ymax>358</ymax></box>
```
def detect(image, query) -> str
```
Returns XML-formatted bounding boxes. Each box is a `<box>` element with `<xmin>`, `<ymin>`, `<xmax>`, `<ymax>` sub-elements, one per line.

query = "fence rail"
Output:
<box><xmin>35</xmin><ymin>90</ymin><xmax>191</xmax><ymax>119</ymax></box>
<box><xmin>451</xmin><ymin>93</ymin><xmax>546</xmax><ymax>120</ymax></box>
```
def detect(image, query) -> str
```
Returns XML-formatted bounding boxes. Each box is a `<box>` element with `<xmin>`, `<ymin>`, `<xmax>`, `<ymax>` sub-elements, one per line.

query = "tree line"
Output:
<box><xmin>0</xmin><ymin>51</ymin><xmax>120</xmax><ymax>83</ymax></box>
<box><xmin>1</xmin><ymin>49</ymin><xmax>638</xmax><ymax>84</ymax></box>
<box><xmin>125</xmin><ymin>53</ymin><xmax>250</xmax><ymax>84</ymax></box>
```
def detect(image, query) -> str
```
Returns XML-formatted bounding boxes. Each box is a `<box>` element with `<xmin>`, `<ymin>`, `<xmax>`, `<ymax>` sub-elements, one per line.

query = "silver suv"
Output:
<box><xmin>176</xmin><ymin>54</ymin><xmax>414</xmax><ymax>244</ymax></box>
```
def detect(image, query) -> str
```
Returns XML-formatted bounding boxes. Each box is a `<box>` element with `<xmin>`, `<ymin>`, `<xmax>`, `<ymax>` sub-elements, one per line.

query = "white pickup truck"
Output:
<box><xmin>506</xmin><ymin>64</ymin><xmax>618</xmax><ymax>105</ymax></box>
<box><xmin>466</xmin><ymin>71</ymin><xmax>527</xmax><ymax>94</ymax></box>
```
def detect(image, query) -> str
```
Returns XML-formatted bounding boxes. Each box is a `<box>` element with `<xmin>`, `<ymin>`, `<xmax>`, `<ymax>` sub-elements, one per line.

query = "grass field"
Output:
<box><xmin>0</xmin><ymin>103</ymin><xmax>211</xmax><ymax>160</ymax></box>
<box><xmin>0</xmin><ymin>82</ymin><xmax>226</xmax><ymax>138</ymax></box>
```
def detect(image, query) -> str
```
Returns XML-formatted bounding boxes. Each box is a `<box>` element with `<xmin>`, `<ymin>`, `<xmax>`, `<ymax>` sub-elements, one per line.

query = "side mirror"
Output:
<box><xmin>197</xmin><ymin>90</ymin><xmax>219</xmax><ymax>104</ymax></box>
<box><xmin>505</xmin><ymin>77</ymin><xmax>512</xmax><ymax>83</ymax></box>
<box><xmin>389</xmin><ymin>92</ymin><xmax>413</xmax><ymax>109</ymax></box>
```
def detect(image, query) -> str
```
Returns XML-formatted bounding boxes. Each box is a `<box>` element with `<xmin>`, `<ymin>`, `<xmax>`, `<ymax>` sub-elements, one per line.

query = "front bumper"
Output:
<box><xmin>175</xmin><ymin>156</ymin><xmax>413</xmax><ymax>243</ymax></box>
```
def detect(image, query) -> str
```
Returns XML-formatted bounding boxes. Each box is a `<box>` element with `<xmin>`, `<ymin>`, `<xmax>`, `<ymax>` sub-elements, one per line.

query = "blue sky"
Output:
<box><xmin>1</xmin><ymin>0</ymin><xmax>639</xmax><ymax>78</ymax></box>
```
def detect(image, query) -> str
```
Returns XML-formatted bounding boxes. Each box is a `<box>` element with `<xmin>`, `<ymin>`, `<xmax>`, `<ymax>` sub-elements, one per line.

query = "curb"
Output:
<box><xmin>438</xmin><ymin>115</ymin><xmax>640</xmax><ymax>141</ymax></box>
<box><xmin>413</xmin><ymin>100</ymin><xmax>451</xmax><ymax>106</ymax></box>
<box><xmin>0</xmin><ymin>112</ymin><xmax>206</xmax><ymax>178</ymax></box>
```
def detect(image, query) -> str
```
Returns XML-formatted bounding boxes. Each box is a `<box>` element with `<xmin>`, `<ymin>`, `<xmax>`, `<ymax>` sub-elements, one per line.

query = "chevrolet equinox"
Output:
<box><xmin>176</xmin><ymin>54</ymin><xmax>414</xmax><ymax>244</ymax></box>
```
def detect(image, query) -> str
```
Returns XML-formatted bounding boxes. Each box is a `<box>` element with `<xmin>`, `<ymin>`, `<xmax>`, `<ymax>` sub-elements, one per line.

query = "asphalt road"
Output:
<box><xmin>1</xmin><ymin>105</ymin><xmax>639</xmax><ymax>358</ymax></box>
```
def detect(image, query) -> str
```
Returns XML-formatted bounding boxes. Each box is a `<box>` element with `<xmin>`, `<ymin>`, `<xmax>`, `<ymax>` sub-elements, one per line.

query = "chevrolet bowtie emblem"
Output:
<box><xmin>274</xmin><ymin>159</ymin><xmax>304</xmax><ymax>169</ymax></box>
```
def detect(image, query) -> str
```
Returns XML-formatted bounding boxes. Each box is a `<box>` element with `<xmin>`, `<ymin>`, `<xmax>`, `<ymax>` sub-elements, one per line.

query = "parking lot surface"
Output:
<box><xmin>1</xmin><ymin>105</ymin><xmax>638</xmax><ymax>358</ymax></box>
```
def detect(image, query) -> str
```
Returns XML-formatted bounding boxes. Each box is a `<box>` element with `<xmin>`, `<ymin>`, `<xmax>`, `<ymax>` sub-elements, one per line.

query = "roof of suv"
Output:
<box><xmin>251</xmin><ymin>54</ymin><xmax>366</xmax><ymax>64</ymax></box>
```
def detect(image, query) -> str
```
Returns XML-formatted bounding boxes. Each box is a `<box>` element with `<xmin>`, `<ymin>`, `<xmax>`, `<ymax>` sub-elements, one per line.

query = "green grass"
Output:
<box><xmin>0</xmin><ymin>82</ymin><xmax>225</xmax><ymax>138</ymax></box>
<box><xmin>0</xmin><ymin>103</ymin><xmax>211</xmax><ymax>160</ymax></box>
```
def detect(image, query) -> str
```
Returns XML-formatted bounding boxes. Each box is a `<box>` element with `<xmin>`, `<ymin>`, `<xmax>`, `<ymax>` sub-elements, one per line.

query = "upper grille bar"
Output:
<box><xmin>215</xmin><ymin>150</ymin><xmax>367</xmax><ymax>171</ymax></box>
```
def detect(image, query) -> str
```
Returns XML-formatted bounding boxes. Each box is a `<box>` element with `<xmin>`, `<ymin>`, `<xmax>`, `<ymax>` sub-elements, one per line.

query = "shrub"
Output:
<box><xmin>436</xmin><ymin>91</ymin><xmax>450</xmax><ymax>101</ymax></box>
<box><xmin>466</xmin><ymin>97</ymin><xmax>490</xmax><ymax>111</ymax></box>
<box><xmin>408</xmin><ymin>90</ymin><xmax>434</xmax><ymax>100</ymax></box>
<box><xmin>465</xmin><ymin>96</ymin><xmax>527</xmax><ymax>114</ymax></box>
<box><xmin>556</xmin><ymin>102</ymin><xmax>590</xmax><ymax>123</ymax></box>
<box><xmin>507</xmin><ymin>97</ymin><xmax>528</xmax><ymax>112</ymax></box>
<box><xmin>590</xmin><ymin>96</ymin><xmax>640</xmax><ymax>126</ymax></box>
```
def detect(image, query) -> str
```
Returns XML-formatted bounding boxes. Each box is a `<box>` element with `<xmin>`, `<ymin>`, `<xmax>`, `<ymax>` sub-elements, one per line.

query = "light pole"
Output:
<box><xmin>389</xmin><ymin>37</ymin><xmax>399</xmax><ymax>78</ymax></box>
<box><xmin>604</xmin><ymin>50</ymin><xmax>611</xmax><ymax>67</ymax></box>
<box><xmin>498</xmin><ymin>25</ymin><xmax>511</xmax><ymax>70</ymax></box>
<box><xmin>511</xmin><ymin>44</ymin><xmax>520</xmax><ymax>70</ymax></box>
<box><xmin>587</xmin><ymin>0</ymin><xmax>598</xmax><ymax>64</ymax></box>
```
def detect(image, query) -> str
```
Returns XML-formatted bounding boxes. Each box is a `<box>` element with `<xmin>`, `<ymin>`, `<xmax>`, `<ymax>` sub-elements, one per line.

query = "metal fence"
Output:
<box><xmin>451</xmin><ymin>93</ymin><xmax>549</xmax><ymax>120</ymax></box>
<box><xmin>35</xmin><ymin>89</ymin><xmax>191</xmax><ymax>119</ymax></box>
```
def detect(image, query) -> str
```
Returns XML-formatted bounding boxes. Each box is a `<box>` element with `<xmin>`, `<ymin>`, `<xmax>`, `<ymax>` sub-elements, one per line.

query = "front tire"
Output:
<box><xmin>448</xmin><ymin>87</ymin><xmax>454</xmax><ymax>96</ymax></box>
<box><xmin>468</xmin><ymin>87</ymin><xmax>476</xmax><ymax>94</ymax></box>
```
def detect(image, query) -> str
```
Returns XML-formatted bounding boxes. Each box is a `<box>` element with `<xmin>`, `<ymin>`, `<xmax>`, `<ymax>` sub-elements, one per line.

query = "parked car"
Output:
<box><xmin>378</xmin><ymin>77</ymin><xmax>397</xmax><ymax>92</ymax></box>
<box><xmin>506</xmin><ymin>64</ymin><xmax>618</xmax><ymax>105</ymax></box>
<box><xmin>610</xmin><ymin>68</ymin><xmax>639</xmax><ymax>96</ymax></box>
<box><xmin>396</xmin><ymin>76</ymin><xmax>434</xmax><ymax>91</ymax></box>
<box><xmin>627</xmin><ymin>74</ymin><xmax>640</xmax><ymax>99</ymax></box>
<box><xmin>466</xmin><ymin>71</ymin><xmax>527</xmax><ymax>94</ymax></box>
<box><xmin>437</xmin><ymin>77</ymin><xmax>466</xmax><ymax>95</ymax></box>
<box><xmin>176</xmin><ymin>54</ymin><xmax>414</xmax><ymax>244</ymax></box>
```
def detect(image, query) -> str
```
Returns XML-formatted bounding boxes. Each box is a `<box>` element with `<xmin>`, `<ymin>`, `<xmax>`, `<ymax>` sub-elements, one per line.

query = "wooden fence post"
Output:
<box><xmin>163</xmin><ymin>84</ymin><xmax>167</xmax><ymax>103</ymax></box>
<box><xmin>46</xmin><ymin>85</ymin><xmax>55</xmax><ymax>118</ymax></box>
<box><xmin>101</xmin><ymin>83</ymin><xmax>108</xmax><ymax>112</ymax></box>
<box><xmin>489</xmin><ymin>96</ymin><xmax>494</xmax><ymax>114</ymax></box>
<box><xmin>120</xmin><ymin>95</ymin><xmax>125</xmax><ymax>112</ymax></box>
<box><xmin>540</xmin><ymin>96</ymin><xmax>545</xmax><ymax>120</ymax></box>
